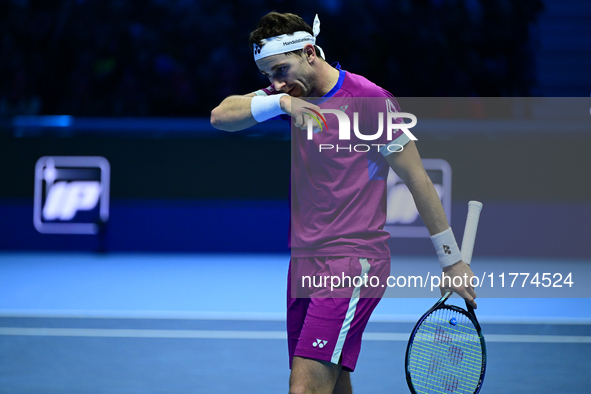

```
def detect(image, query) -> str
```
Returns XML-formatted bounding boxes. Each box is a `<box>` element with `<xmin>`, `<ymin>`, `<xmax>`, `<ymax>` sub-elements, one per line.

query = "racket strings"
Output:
<box><xmin>410</xmin><ymin>310</ymin><xmax>480</xmax><ymax>393</ymax></box>
<box><xmin>408</xmin><ymin>307</ymin><xmax>483</xmax><ymax>393</ymax></box>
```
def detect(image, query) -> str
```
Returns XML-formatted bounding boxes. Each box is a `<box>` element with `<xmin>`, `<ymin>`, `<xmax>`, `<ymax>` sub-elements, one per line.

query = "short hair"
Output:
<box><xmin>249</xmin><ymin>12</ymin><xmax>322</xmax><ymax>58</ymax></box>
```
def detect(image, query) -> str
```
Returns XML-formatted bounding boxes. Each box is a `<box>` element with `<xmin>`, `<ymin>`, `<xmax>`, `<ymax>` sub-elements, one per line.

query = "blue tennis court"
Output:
<box><xmin>1</xmin><ymin>252</ymin><xmax>590</xmax><ymax>393</ymax></box>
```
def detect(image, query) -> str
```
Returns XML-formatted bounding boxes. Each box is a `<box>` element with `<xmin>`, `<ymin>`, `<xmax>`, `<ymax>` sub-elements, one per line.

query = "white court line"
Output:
<box><xmin>2</xmin><ymin>310</ymin><xmax>591</xmax><ymax>325</ymax></box>
<box><xmin>0</xmin><ymin>309</ymin><xmax>286</xmax><ymax>321</ymax></box>
<box><xmin>0</xmin><ymin>328</ymin><xmax>286</xmax><ymax>339</ymax></box>
<box><xmin>1</xmin><ymin>328</ymin><xmax>591</xmax><ymax>343</ymax></box>
<box><xmin>371</xmin><ymin>314</ymin><xmax>591</xmax><ymax>325</ymax></box>
<box><xmin>362</xmin><ymin>333</ymin><xmax>591</xmax><ymax>343</ymax></box>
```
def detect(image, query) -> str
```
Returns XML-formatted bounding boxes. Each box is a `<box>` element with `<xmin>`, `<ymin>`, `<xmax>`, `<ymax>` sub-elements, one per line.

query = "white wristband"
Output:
<box><xmin>430</xmin><ymin>227</ymin><xmax>462</xmax><ymax>268</ymax></box>
<box><xmin>251</xmin><ymin>94</ymin><xmax>288</xmax><ymax>122</ymax></box>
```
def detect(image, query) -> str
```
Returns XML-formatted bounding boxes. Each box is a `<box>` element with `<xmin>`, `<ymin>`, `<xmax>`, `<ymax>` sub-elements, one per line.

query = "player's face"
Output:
<box><xmin>256</xmin><ymin>51</ymin><xmax>316</xmax><ymax>97</ymax></box>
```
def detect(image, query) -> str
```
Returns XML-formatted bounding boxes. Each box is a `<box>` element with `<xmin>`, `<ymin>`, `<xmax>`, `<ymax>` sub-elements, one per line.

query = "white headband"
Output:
<box><xmin>253</xmin><ymin>14</ymin><xmax>325</xmax><ymax>61</ymax></box>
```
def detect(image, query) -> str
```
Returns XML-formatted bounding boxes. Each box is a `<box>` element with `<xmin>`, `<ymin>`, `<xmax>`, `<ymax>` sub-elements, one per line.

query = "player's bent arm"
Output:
<box><xmin>210</xmin><ymin>93</ymin><xmax>258</xmax><ymax>132</ymax></box>
<box><xmin>211</xmin><ymin>93</ymin><xmax>295</xmax><ymax>132</ymax></box>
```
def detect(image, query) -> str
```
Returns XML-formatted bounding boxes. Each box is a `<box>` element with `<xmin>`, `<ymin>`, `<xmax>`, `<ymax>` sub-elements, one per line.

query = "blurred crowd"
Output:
<box><xmin>0</xmin><ymin>0</ymin><xmax>544</xmax><ymax>117</ymax></box>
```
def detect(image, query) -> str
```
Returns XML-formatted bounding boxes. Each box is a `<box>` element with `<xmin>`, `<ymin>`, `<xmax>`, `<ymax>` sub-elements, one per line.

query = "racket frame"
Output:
<box><xmin>405</xmin><ymin>291</ymin><xmax>486</xmax><ymax>394</ymax></box>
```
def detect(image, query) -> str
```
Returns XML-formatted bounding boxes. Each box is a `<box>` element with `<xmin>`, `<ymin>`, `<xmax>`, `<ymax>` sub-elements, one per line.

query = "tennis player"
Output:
<box><xmin>211</xmin><ymin>12</ymin><xmax>477</xmax><ymax>394</ymax></box>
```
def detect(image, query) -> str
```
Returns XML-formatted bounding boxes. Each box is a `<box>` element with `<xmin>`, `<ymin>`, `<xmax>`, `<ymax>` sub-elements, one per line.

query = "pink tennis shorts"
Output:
<box><xmin>287</xmin><ymin>256</ymin><xmax>390</xmax><ymax>372</ymax></box>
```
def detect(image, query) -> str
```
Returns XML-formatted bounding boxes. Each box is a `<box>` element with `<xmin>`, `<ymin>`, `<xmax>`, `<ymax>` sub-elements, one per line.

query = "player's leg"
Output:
<box><xmin>332</xmin><ymin>370</ymin><xmax>352</xmax><ymax>394</ymax></box>
<box><xmin>289</xmin><ymin>356</ymin><xmax>342</xmax><ymax>394</ymax></box>
<box><xmin>288</xmin><ymin>257</ymin><xmax>347</xmax><ymax>394</ymax></box>
<box><xmin>288</xmin><ymin>258</ymin><xmax>313</xmax><ymax>369</ymax></box>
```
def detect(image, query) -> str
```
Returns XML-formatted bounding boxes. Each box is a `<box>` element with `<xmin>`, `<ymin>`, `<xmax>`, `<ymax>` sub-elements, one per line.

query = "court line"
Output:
<box><xmin>0</xmin><ymin>310</ymin><xmax>287</xmax><ymax>321</ymax></box>
<box><xmin>1</xmin><ymin>327</ymin><xmax>590</xmax><ymax>343</ymax></box>
<box><xmin>2</xmin><ymin>310</ymin><xmax>591</xmax><ymax>325</ymax></box>
<box><xmin>0</xmin><ymin>327</ymin><xmax>286</xmax><ymax>339</ymax></box>
<box><xmin>362</xmin><ymin>333</ymin><xmax>591</xmax><ymax>343</ymax></box>
<box><xmin>371</xmin><ymin>315</ymin><xmax>591</xmax><ymax>325</ymax></box>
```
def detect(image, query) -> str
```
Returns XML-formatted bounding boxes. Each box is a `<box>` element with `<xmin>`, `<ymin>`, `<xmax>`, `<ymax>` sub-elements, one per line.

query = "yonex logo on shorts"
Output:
<box><xmin>312</xmin><ymin>339</ymin><xmax>328</xmax><ymax>348</ymax></box>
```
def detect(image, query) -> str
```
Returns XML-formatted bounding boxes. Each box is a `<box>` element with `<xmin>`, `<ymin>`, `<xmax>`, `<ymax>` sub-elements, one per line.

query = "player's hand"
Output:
<box><xmin>440</xmin><ymin>261</ymin><xmax>478</xmax><ymax>309</ymax></box>
<box><xmin>279</xmin><ymin>96</ymin><xmax>322</xmax><ymax>132</ymax></box>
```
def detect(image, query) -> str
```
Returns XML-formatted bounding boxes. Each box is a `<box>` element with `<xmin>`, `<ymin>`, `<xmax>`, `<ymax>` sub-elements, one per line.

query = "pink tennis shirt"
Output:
<box><xmin>260</xmin><ymin>64</ymin><xmax>411</xmax><ymax>259</ymax></box>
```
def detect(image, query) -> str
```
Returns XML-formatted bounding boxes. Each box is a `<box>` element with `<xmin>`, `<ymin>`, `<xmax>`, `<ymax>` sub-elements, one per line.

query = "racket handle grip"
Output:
<box><xmin>461</xmin><ymin>201</ymin><xmax>483</xmax><ymax>266</ymax></box>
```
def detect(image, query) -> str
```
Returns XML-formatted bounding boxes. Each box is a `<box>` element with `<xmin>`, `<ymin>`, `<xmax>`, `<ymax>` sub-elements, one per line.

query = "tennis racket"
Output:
<box><xmin>405</xmin><ymin>201</ymin><xmax>486</xmax><ymax>394</ymax></box>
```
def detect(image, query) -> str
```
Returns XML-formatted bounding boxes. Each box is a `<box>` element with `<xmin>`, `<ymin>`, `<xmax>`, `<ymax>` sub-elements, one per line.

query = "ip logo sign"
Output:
<box><xmin>34</xmin><ymin>156</ymin><xmax>110</xmax><ymax>234</ymax></box>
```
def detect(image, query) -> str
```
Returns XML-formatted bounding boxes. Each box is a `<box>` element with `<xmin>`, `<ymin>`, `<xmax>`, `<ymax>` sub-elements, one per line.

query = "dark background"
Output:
<box><xmin>0</xmin><ymin>0</ymin><xmax>557</xmax><ymax>117</ymax></box>
<box><xmin>0</xmin><ymin>0</ymin><xmax>590</xmax><ymax>257</ymax></box>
